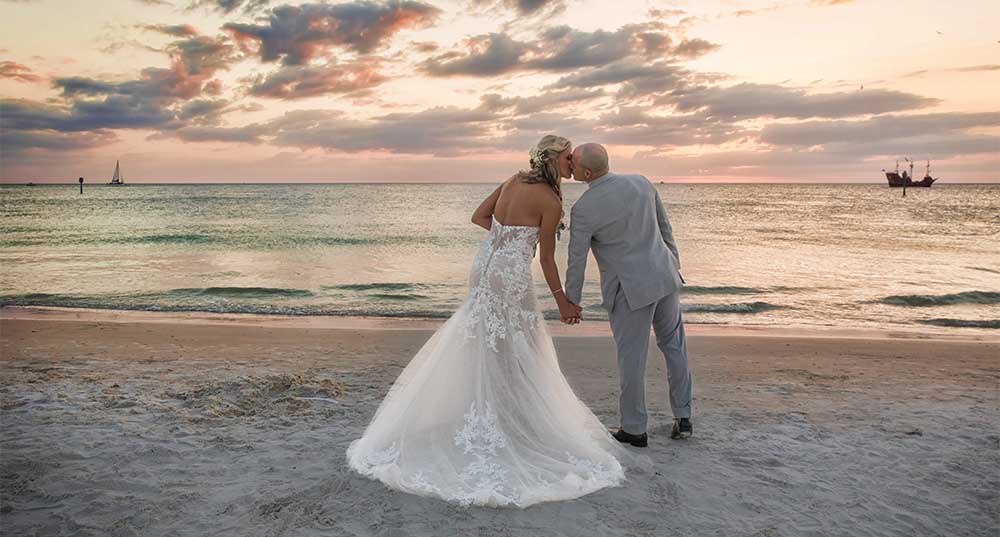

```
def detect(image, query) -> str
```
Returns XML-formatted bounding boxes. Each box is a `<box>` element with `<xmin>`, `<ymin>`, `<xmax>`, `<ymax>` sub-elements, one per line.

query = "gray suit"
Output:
<box><xmin>565</xmin><ymin>172</ymin><xmax>692</xmax><ymax>434</ymax></box>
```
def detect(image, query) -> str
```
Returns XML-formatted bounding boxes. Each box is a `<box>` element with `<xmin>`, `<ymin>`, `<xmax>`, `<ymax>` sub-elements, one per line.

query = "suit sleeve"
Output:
<box><xmin>564</xmin><ymin>204</ymin><xmax>592</xmax><ymax>305</ymax></box>
<box><xmin>653</xmin><ymin>186</ymin><xmax>680</xmax><ymax>269</ymax></box>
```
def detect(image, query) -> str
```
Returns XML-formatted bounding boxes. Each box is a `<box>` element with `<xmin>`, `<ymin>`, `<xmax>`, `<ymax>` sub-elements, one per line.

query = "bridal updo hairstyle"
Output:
<box><xmin>516</xmin><ymin>134</ymin><xmax>570</xmax><ymax>200</ymax></box>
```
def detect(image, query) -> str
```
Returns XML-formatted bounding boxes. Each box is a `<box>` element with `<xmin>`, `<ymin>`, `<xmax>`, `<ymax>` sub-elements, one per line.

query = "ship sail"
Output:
<box><xmin>109</xmin><ymin>160</ymin><xmax>124</xmax><ymax>185</ymax></box>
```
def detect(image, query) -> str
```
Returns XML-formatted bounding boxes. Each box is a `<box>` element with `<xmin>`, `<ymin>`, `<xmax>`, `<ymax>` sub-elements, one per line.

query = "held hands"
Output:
<box><xmin>561</xmin><ymin>301</ymin><xmax>583</xmax><ymax>325</ymax></box>
<box><xmin>553</xmin><ymin>289</ymin><xmax>583</xmax><ymax>325</ymax></box>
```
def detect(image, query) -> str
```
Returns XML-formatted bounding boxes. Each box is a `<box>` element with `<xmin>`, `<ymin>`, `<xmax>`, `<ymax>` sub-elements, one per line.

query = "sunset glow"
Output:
<box><xmin>2</xmin><ymin>0</ymin><xmax>998</xmax><ymax>183</ymax></box>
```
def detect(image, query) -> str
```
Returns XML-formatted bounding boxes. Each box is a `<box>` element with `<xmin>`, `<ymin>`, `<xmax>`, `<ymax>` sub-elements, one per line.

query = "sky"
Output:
<box><xmin>1</xmin><ymin>0</ymin><xmax>998</xmax><ymax>183</ymax></box>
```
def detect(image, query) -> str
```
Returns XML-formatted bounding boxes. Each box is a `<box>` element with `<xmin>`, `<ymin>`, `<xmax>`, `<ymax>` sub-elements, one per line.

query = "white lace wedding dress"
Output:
<box><xmin>346</xmin><ymin>216</ymin><xmax>634</xmax><ymax>508</ymax></box>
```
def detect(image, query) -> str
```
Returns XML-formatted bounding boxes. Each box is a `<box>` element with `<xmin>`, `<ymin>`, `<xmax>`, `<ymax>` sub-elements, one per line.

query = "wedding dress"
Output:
<box><xmin>346</xmin><ymin>216</ymin><xmax>634</xmax><ymax>508</ymax></box>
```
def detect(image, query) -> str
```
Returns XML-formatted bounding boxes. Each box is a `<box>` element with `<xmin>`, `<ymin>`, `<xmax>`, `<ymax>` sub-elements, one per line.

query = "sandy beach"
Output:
<box><xmin>1</xmin><ymin>306</ymin><xmax>997</xmax><ymax>536</ymax></box>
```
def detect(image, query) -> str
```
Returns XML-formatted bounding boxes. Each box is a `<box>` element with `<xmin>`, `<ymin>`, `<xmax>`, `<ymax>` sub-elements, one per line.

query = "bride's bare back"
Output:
<box><xmin>493</xmin><ymin>177</ymin><xmax>560</xmax><ymax>227</ymax></box>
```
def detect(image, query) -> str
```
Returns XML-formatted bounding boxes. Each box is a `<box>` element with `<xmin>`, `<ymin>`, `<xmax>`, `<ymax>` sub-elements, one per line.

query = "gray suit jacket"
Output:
<box><xmin>565</xmin><ymin>172</ymin><xmax>683</xmax><ymax>312</ymax></box>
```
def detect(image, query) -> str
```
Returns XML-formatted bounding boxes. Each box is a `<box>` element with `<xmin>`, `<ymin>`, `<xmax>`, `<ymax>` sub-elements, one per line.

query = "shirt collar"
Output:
<box><xmin>587</xmin><ymin>172</ymin><xmax>615</xmax><ymax>190</ymax></box>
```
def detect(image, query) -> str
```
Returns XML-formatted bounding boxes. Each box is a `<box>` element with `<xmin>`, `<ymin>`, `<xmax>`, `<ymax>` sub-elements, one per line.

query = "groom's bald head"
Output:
<box><xmin>571</xmin><ymin>143</ymin><xmax>609</xmax><ymax>183</ymax></box>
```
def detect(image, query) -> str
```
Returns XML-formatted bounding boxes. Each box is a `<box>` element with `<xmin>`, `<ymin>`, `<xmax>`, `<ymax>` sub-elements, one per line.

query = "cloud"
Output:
<box><xmin>150</xmin><ymin>123</ymin><xmax>266</xmax><ymax>143</ymax></box>
<box><xmin>481</xmin><ymin>87</ymin><xmax>606</xmax><ymax>115</ymax></box>
<box><xmin>905</xmin><ymin>64</ymin><xmax>1000</xmax><ymax>78</ymax></box>
<box><xmin>139</xmin><ymin>24</ymin><xmax>199</xmax><ymax>37</ymax></box>
<box><xmin>497</xmin><ymin>105</ymin><xmax>748</xmax><ymax>151</ymax></box>
<box><xmin>223</xmin><ymin>1</ymin><xmax>441</xmax><ymax>65</ymax></box>
<box><xmin>167</xmin><ymin>35</ymin><xmax>239</xmax><ymax>74</ymax></box>
<box><xmin>0</xmin><ymin>128</ymin><xmax>118</xmax><ymax>152</ymax></box>
<box><xmin>527</xmin><ymin>25</ymin><xmax>652</xmax><ymax>71</ymax></box>
<box><xmin>100</xmin><ymin>39</ymin><xmax>164</xmax><ymax>55</ymax></box>
<box><xmin>5</xmin><ymin>32</ymin><xmax>240</xmax><ymax>152</ymax></box>
<box><xmin>602</xmin><ymin>108</ymin><xmax>748</xmax><ymax>147</ymax></box>
<box><xmin>55</xmin><ymin>63</ymin><xmax>209</xmax><ymax>102</ymax></box>
<box><xmin>246</xmin><ymin>60</ymin><xmax>386</xmax><ymax>99</ymax></box>
<box><xmin>648</xmin><ymin>8</ymin><xmax>687</xmax><ymax>19</ymax></box>
<box><xmin>950</xmin><ymin>64</ymin><xmax>1000</xmax><ymax>72</ymax></box>
<box><xmin>264</xmin><ymin>105</ymin><xmax>499</xmax><ymax>155</ymax></box>
<box><xmin>423</xmin><ymin>22</ymin><xmax>714</xmax><ymax>78</ymax></box>
<box><xmin>550</xmin><ymin>61</ymin><xmax>685</xmax><ymax>91</ymax></box>
<box><xmin>188</xmin><ymin>0</ymin><xmax>269</xmax><ymax>13</ymax></box>
<box><xmin>821</xmin><ymin>133</ymin><xmax>1000</xmax><ymax>159</ymax></box>
<box><xmin>0</xmin><ymin>61</ymin><xmax>43</xmax><ymax>83</ymax></box>
<box><xmin>177</xmin><ymin>98</ymin><xmax>230</xmax><ymax>123</ymax></box>
<box><xmin>7</xmin><ymin>94</ymin><xmax>252</xmax><ymax>148</ymax></box>
<box><xmin>760</xmin><ymin>112</ymin><xmax>1000</xmax><ymax>146</ymax></box>
<box><xmin>510</xmin><ymin>0</ymin><xmax>560</xmax><ymax>14</ymax></box>
<box><xmin>410</xmin><ymin>40</ymin><xmax>439</xmax><ymax>53</ymax></box>
<box><xmin>54</xmin><ymin>34</ymin><xmax>236</xmax><ymax>103</ymax></box>
<box><xmin>671</xmin><ymin>38</ymin><xmax>719</xmax><ymax>58</ymax></box>
<box><xmin>729</xmin><ymin>0</ymin><xmax>853</xmax><ymax>18</ymax></box>
<box><xmin>1</xmin><ymin>97</ymin><xmax>175</xmax><ymax>133</ymax></box>
<box><xmin>666</xmin><ymin>83</ymin><xmax>939</xmax><ymax>119</ymax></box>
<box><xmin>423</xmin><ymin>33</ymin><xmax>528</xmax><ymax>76</ymax></box>
<box><xmin>470</xmin><ymin>0</ymin><xmax>564</xmax><ymax>16</ymax></box>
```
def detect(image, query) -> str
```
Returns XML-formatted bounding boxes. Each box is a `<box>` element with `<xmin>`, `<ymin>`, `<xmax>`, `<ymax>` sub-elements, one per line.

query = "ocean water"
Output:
<box><xmin>1</xmin><ymin>183</ymin><xmax>997</xmax><ymax>333</ymax></box>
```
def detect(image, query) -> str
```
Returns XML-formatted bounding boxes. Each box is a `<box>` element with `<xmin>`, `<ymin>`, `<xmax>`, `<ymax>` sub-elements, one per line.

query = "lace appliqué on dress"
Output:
<box><xmin>566</xmin><ymin>452</ymin><xmax>624</xmax><ymax>485</ymax></box>
<box><xmin>451</xmin><ymin>401</ymin><xmax>519</xmax><ymax>505</ymax></box>
<box><xmin>464</xmin><ymin>221</ymin><xmax>540</xmax><ymax>353</ymax></box>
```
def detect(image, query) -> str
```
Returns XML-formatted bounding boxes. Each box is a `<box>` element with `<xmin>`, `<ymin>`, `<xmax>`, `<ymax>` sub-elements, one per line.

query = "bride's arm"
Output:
<box><xmin>471</xmin><ymin>182</ymin><xmax>504</xmax><ymax>230</ymax></box>
<box><xmin>539</xmin><ymin>202</ymin><xmax>582</xmax><ymax>322</ymax></box>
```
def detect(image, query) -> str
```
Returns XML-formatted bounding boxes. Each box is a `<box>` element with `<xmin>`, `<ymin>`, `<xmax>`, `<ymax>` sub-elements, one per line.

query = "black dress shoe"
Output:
<box><xmin>671</xmin><ymin>418</ymin><xmax>692</xmax><ymax>439</ymax></box>
<box><xmin>611</xmin><ymin>428</ymin><xmax>648</xmax><ymax>448</ymax></box>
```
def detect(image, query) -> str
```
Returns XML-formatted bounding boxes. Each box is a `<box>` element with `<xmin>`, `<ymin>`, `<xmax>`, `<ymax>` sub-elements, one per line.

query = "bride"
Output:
<box><xmin>346</xmin><ymin>135</ymin><xmax>638</xmax><ymax>508</ymax></box>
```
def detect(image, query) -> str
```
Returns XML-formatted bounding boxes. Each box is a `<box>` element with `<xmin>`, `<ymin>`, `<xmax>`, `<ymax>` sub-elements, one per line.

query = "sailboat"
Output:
<box><xmin>108</xmin><ymin>160</ymin><xmax>128</xmax><ymax>186</ymax></box>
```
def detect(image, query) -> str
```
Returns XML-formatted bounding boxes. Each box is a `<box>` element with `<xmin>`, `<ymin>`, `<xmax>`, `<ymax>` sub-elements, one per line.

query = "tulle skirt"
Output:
<box><xmin>345</xmin><ymin>296</ymin><xmax>637</xmax><ymax>508</ymax></box>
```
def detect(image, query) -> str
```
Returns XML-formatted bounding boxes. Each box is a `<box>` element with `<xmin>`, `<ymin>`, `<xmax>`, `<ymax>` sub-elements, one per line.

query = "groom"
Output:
<box><xmin>564</xmin><ymin>143</ymin><xmax>692</xmax><ymax>447</ymax></box>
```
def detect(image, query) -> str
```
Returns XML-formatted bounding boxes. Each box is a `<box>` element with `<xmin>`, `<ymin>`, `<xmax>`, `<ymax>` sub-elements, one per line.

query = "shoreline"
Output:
<box><xmin>2</xmin><ymin>304</ymin><xmax>996</xmax><ymax>342</ymax></box>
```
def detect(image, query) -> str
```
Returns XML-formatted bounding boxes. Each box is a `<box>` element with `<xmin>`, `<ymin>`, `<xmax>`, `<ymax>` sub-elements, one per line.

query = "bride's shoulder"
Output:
<box><xmin>528</xmin><ymin>183</ymin><xmax>561</xmax><ymax>207</ymax></box>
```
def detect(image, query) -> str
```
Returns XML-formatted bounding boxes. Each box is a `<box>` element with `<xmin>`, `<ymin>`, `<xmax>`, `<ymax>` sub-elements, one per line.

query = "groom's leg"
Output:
<box><xmin>608</xmin><ymin>285</ymin><xmax>655</xmax><ymax>435</ymax></box>
<box><xmin>652</xmin><ymin>291</ymin><xmax>692</xmax><ymax>419</ymax></box>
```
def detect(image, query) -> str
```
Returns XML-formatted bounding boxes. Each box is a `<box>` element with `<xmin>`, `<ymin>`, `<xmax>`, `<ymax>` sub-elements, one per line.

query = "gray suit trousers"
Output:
<box><xmin>608</xmin><ymin>285</ymin><xmax>692</xmax><ymax>435</ymax></box>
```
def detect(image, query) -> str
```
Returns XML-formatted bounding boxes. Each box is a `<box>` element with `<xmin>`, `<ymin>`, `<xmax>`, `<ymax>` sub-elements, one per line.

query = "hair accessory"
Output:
<box><xmin>529</xmin><ymin>146</ymin><xmax>542</xmax><ymax>168</ymax></box>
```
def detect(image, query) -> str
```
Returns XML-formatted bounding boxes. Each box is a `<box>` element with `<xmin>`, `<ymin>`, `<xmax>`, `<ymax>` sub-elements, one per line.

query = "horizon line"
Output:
<box><xmin>2</xmin><ymin>180</ymin><xmax>998</xmax><ymax>186</ymax></box>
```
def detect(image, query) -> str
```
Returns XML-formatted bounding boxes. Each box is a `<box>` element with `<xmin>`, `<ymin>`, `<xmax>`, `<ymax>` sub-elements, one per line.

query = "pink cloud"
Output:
<box><xmin>0</xmin><ymin>61</ymin><xmax>43</xmax><ymax>83</ymax></box>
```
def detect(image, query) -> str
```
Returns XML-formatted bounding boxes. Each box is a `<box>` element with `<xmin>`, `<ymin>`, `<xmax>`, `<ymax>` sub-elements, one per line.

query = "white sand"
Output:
<box><xmin>1</xmin><ymin>306</ymin><xmax>997</xmax><ymax>536</ymax></box>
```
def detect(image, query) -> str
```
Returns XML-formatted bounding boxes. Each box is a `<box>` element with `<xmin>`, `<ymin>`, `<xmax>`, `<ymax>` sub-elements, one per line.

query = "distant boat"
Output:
<box><xmin>26</xmin><ymin>182</ymin><xmax>36</xmax><ymax>186</ymax></box>
<box><xmin>884</xmin><ymin>158</ymin><xmax>937</xmax><ymax>188</ymax></box>
<box><xmin>109</xmin><ymin>160</ymin><xmax>128</xmax><ymax>186</ymax></box>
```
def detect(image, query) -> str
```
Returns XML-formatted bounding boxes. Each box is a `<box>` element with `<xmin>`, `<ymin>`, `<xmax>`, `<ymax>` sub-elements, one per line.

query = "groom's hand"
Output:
<box><xmin>561</xmin><ymin>302</ymin><xmax>583</xmax><ymax>325</ymax></box>
<box><xmin>558</xmin><ymin>298</ymin><xmax>583</xmax><ymax>324</ymax></box>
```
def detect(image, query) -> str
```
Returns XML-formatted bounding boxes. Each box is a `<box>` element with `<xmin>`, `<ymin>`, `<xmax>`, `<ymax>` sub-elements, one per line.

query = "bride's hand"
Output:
<box><xmin>557</xmin><ymin>297</ymin><xmax>583</xmax><ymax>324</ymax></box>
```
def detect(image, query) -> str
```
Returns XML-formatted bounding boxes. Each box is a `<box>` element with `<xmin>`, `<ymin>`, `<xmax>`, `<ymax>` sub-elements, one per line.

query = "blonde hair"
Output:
<box><xmin>513</xmin><ymin>134</ymin><xmax>570</xmax><ymax>238</ymax></box>
<box><xmin>516</xmin><ymin>134</ymin><xmax>571</xmax><ymax>200</ymax></box>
